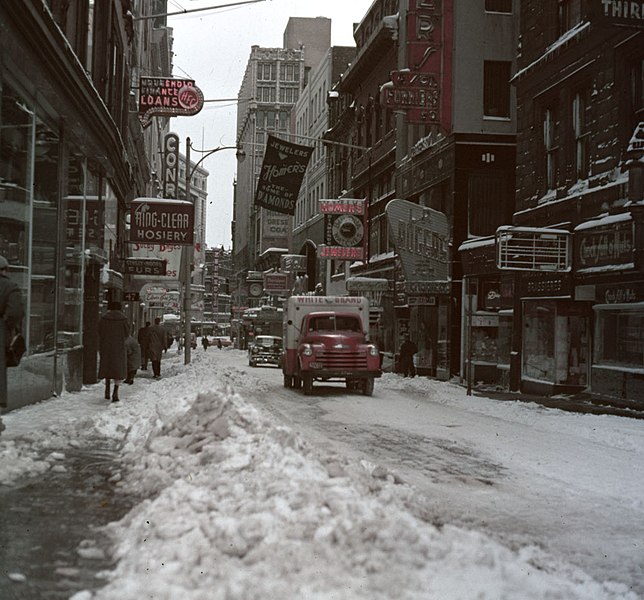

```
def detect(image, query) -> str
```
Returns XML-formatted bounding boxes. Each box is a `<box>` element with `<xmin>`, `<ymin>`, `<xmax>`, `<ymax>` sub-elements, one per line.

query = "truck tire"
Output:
<box><xmin>293</xmin><ymin>375</ymin><xmax>302</xmax><ymax>389</ymax></box>
<box><xmin>283</xmin><ymin>374</ymin><xmax>292</xmax><ymax>388</ymax></box>
<box><xmin>302</xmin><ymin>374</ymin><xmax>313</xmax><ymax>395</ymax></box>
<box><xmin>363</xmin><ymin>378</ymin><xmax>374</xmax><ymax>396</ymax></box>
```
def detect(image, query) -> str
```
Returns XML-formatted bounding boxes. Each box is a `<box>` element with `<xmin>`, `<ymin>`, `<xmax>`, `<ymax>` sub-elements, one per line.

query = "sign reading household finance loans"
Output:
<box><xmin>254</xmin><ymin>135</ymin><xmax>313</xmax><ymax>216</ymax></box>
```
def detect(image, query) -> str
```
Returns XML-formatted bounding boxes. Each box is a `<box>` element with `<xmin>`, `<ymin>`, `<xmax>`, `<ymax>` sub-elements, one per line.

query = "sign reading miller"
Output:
<box><xmin>138</xmin><ymin>77</ymin><xmax>204</xmax><ymax>128</ymax></box>
<box><xmin>130</xmin><ymin>198</ymin><xmax>194</xmax><ymax>246</ymax></box>
<box><xmin>254</xmin><ymin>135</ymin><xmax>313</xmax><ymax>216</ymax></box>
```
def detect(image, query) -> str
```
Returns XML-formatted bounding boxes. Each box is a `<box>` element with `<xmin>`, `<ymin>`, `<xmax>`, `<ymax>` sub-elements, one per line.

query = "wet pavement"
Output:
<box><xmin>0</xmin><ymin>443</ymin><xmax>136</xmax><ymax>600</ymax></box>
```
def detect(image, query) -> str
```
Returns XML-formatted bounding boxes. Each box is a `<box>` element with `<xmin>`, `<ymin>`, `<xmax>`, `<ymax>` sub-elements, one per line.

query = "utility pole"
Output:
<box><xmin>182</xmin><ymin>138</ymin><xmax>246</xmax><ymax>365</ymax></box>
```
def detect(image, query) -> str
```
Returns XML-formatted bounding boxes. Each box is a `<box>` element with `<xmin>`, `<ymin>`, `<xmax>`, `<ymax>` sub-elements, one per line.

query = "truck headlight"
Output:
<box><xmin>302</xmin><ymin>344</ymin><xmax>313</xmax><ymax>357</ymax></box>
<box><xmin>302</xmin><ymin>344</ymin><xmax>313</xmax><ymax>356</ymax></box>
<box><xmin>368</xmin><ymin>345</ymin><xmax>379</xmax><ymax>357</ymax></box>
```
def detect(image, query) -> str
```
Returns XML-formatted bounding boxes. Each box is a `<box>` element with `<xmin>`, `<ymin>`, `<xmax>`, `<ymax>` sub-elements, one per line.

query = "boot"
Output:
<box><xmin>105</xmin><ymin>380</ymin><xmax>111</xmax><ymax>400</ymax></box>
<box><xmin>111</xmin><ymin>385</ymin><xmax>120</xmax><ymax>403</ymax></box>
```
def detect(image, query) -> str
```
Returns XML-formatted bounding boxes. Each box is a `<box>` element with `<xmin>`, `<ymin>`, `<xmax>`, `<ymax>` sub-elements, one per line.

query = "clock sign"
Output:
<box><xmin>332</xmin><ymin>214</ymin><xmax>364</xmax><ymax>247</ymax></box>
<box><xmin>319</xmin><ymin>198</ymin><xmax>367</xmax><ymax>261</ymax></box>
<box><xmin>248</xmin><ymin>282</ymin><xmax>263</xmax><ymax>297</ymax></box>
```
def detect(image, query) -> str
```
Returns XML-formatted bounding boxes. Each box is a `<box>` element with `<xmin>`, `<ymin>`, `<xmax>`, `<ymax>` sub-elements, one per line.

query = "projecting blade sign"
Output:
<box><xmin>254</xmin><ymin>135</ymin><xmax>313</xmax><ymax>215</ymax></box>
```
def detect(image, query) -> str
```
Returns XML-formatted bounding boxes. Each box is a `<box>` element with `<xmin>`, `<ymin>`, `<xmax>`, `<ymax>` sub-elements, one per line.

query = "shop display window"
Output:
<box><xmin>595</xmin><ymin>306</ymin><xmax>644</xmax><ymax>369</ymax></box>
<box><xmin>523</xmin><ymin>301</ymin><xmax>589</xmax><ymax>386</ymax></box>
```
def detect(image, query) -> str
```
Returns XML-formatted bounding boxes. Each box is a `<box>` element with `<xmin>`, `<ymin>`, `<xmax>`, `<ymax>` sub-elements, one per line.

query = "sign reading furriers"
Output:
<box><xmin>138</xmin><ymin>77</ymin><xmax>204</xmax><ymax>128</ymax></box>
<box><xmin>254</xmin><ymin>135</ymin><xmax>313</xmax><ymax>215</ymax></box>
<box><xmin>130</xmin><ymin>198</ymin><xmax>194</xmax><ymax>245</ymax></box>
<box><xmin>318</xmin><ymin>198</ymin><xmax>367</xmax><ymax>261</ymax></box>
<box><xmin>380</xmin><ymin>0</ymin><xmax>453</xmax><ymax>126</ymax></box>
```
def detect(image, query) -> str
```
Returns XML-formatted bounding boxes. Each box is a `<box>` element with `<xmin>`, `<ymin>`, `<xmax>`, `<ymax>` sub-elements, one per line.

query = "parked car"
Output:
<box><xmin>212</xmin><ymin>336</ymin><xmax>233</xmax><ymax>348</ymax></box>
<box><xmin>248</xmin><ymin>335</ymin><xmax>283</xmax><ymax>367</ymax></box>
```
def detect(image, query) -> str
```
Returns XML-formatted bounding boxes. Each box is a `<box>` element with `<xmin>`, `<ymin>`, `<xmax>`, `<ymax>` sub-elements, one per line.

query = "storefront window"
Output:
<box><xmin>31</xmin><ymin>117</ymin><xmax>60</xmax><ymax>353</ymax></box>
<box><xmin>523</xmin><ymin>301</ymin><xmax>556</xmax><ymax>381</ymax></box>
<box><xmin>0</xmin><ymin>82</ymin><xmax>32</xmax><ymax>302</ymax></box>
<box><xmin>523</xmin><ymin>301</ymin><xmax>589</xmax><ymax>386</ymax></box>
<box><xmin>595</xmin><ymin>306</ymin><xmax>644</xmax><ymax>369</ymax></box>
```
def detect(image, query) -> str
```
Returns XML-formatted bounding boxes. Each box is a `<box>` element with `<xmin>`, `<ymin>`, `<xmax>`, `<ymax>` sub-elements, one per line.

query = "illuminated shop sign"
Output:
<box><xmin>138</xmin><ymin>77</ymin><xmax>204</xmax><ymax>128</ymax></box>
<box><xmin>162</xmin><ymin>133</ymin><xmax>180</xmax><ymax>199</ymax></box>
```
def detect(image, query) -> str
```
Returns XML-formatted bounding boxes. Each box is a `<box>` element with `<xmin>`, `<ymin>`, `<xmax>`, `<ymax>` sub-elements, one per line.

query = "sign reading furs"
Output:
<box><xmin>254</xmin><ymin>135</ymin><xmax>313</xmax><ymax>215</ymax></box>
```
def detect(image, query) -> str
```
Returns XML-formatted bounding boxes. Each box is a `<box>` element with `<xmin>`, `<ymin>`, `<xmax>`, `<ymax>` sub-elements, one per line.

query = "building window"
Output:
<box><xmin>468</xmin><ymin>174</ymin><xmax>507</xmax><ymax>236</ymax></box>
<box><xmin>485</xmin><ymin>0</ymin><xmax>512</xmax><ymax>12</ymax></box>
<box><xmin>257</xmin><ymin>86</ymin><xmax>275</xmax><ymax>103</ymax></box>
<box><xmin>557</xmin><ymin>0</ymin><xmax>582</xmax><ymax>37</ymax></box>
<box><xmin>279</xmin><ymin>86</ymin><xmax>299</xmax><ymax>104</ymax></box>
<box><xmin>483</xmin><ymin>61</ymin><xmax>511</xmax><ymax>118</ymax></box>
<box><xmin>572</xmin><ymin>90</ymin><xmax>590</xmax><ymax>180</ymax></box>
<box><xmin>543</xmin><ymin>106</ymin><xmax>558</xmax><ymax>190</ymax></box>
<box><xmin>280</xmin><ymin>63</ymin><xmax>299</xmax><ymax>82</ymax></box>
<box><xmin>257</xmin><ymin>63</ymin><xmax>275</xmax><ymax>81</ymax></box>
<box><xmin>630</xmin><ymin>58</ymin><xmax>644</xmax><ymax>125</ymax></box>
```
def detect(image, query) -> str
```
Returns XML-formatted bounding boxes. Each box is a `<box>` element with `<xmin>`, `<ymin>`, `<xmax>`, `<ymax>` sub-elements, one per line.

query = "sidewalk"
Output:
<box><xmin>470</xmin><ymin>386</ymin><xmax>644</xmax><ymax>420</ymax></box>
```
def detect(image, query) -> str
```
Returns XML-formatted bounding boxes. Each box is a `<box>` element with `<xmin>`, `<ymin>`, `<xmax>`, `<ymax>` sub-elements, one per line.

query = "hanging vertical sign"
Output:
<box><xmin>380</xmin><ymin>0</ymin><xmax>453</xmax><ymax>128</ymax></box>
<box><xmin>254</xmin><ymin>135</ymin><xmax>313</xmax><ymax>215</ymax></box>
<box><xmin>162</xmin><ymin>133</ymin><xmax>180</xmax><ymax>199</ymax></box>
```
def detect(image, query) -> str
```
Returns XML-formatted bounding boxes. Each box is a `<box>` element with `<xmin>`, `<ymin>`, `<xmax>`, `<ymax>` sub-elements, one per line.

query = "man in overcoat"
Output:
<box><xmin>98</xmin><ymin>301</ymin><xmax>129</xmax><ymax>402</ymax></box>
<box><xmin>147</xmin><ymin>317</ymin><xmax>167</xmax><ymax>378</ymax></box>
<box><xmin>0</xmin><ymin>255</ymin><xmax>24</xmax><ymax>429</ymax></box>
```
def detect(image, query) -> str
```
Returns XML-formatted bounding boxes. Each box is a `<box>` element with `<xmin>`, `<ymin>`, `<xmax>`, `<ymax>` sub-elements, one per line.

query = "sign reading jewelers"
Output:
<box><xmin>130</xmin><ymin>198</ymin><xmax>194</xmax><ymax>246</ymax></box>
<box><xmin>254</xmin><ymin>135</ymin><xmax>313</xmax><ymax>215</ymax></box>
<box><xmin>138</xmin><ymin>77</ymin><xmax>204</xmax><ymax>128</ymax></box>
<box><xmin>385</xmin><ymin>198</ymin><xmax>449</xmax><ymax>281</ymax></box>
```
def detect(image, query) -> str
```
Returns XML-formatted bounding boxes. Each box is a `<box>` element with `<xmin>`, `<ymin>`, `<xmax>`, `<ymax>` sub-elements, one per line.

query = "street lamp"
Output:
<box><xmin>181</xmin><ymin>137</ymin><xmax>245</xmax><ymax>364</ymax></box>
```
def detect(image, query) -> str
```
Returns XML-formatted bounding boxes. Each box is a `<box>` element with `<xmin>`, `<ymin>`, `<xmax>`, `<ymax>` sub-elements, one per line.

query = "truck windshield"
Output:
<box><xmin>309</xmin><ymin>316</ymin><xmax>361</xmax><ymax>332</ymax></box>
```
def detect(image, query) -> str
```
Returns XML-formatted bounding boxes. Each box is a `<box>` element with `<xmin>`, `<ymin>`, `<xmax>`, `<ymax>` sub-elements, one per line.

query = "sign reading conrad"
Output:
<box><xmin>138</xmin><ymin>77</ymin><xmax>204</xmax><ymax>128</ymax></box>
<box><xmin>130</xmin><ymin>199</ymin><xmax>194</xmax><ymax>245</ymax></box>
<box><xmin>254</xmin><ymin>135</ymin><xmax>313</xmax><ymax>216</ymax></box>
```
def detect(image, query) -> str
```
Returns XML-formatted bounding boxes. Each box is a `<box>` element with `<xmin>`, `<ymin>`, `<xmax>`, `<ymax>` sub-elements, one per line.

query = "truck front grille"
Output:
<box><xmin>317</xmin><ymin>349</ymin><xmax>367</xmax><ymax>370</ymax></box>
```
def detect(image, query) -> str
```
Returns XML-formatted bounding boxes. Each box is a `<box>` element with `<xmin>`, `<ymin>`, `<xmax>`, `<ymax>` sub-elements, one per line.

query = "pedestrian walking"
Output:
<box><xmin>98</xmin><ymin>301</ymin><xmax>129</xmax><ymax>402</ymax></box>
<box><xmin>398</xmin><ymin>334</ymin><xmax>418</xmax><ymax>378</ymax></box>
<box><xmin>201</xmin><ymin>335</ymin><xmax>209</xmax><ymax>351</ymax></box>
<box><xmin>124</xmin><ymin>334</ymin><xmax>141</xmax><ymax>385</ymax></box>
<box><xmin>217</xmin><ymin>338</ymin><xmax>222</xmax><ymax>350</ymax></box>
<box><xmin>137</xmin><ymin>321</ymin><xmax>150</xmax><ymax>370</ymax></box>
<box><xmin>1</xmin><ymin>255</ymin><xmax>24</xmax><ymax>431</ymax></box>
<box><xmin>147</xmin><ymin>317</ymin><xmax>167</xmax><ymax>379</ymax></box>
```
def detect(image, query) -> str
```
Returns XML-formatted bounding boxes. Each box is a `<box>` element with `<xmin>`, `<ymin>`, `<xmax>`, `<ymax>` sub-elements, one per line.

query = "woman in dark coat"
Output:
<box><xmin>98</xmin><ymin>301</ymin><xmax>129</xmax><ymax>402</ymax></box>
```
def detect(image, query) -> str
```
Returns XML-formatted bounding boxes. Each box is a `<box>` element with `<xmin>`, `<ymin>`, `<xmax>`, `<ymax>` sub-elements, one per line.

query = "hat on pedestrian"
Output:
<box><xmin>0</xmin><ymin>255</ymin><xmax>8</xmax><ymax>270</ymax></box>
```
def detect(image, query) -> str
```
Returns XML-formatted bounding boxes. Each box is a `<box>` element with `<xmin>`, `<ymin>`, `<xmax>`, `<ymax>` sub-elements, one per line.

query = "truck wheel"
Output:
<box><xmin>363</xmin><ymin>378</ymin><xmax>374</xmax><ymax>396</ymax></box>
<box><xmin>293</xmin><ymin>376</ymin><xmax>302</xmax><ymax>389</ymax></box>
<box><xmin>283</xmin><ymin>374</ymin><xmax>292</xmax><ymax>388</ymax></box>
<box><xmin>302</xmin><ymin>375</ymin><xmax>313</xmax><ymax>395</ymax></box>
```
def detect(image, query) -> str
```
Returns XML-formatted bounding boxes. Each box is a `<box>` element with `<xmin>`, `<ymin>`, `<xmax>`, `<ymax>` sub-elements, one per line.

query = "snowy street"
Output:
<box><xmin>1</xmin><ymin>346</ymin><xmax>642</xmax><ymax>599</ymax></box>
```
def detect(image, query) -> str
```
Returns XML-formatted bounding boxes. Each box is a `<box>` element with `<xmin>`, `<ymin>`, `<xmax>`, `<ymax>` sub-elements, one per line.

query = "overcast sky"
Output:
<box><xmin>168</xmin><ymin>0</ymin><xmax>374</xmax><ymax>248</ymax></box>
